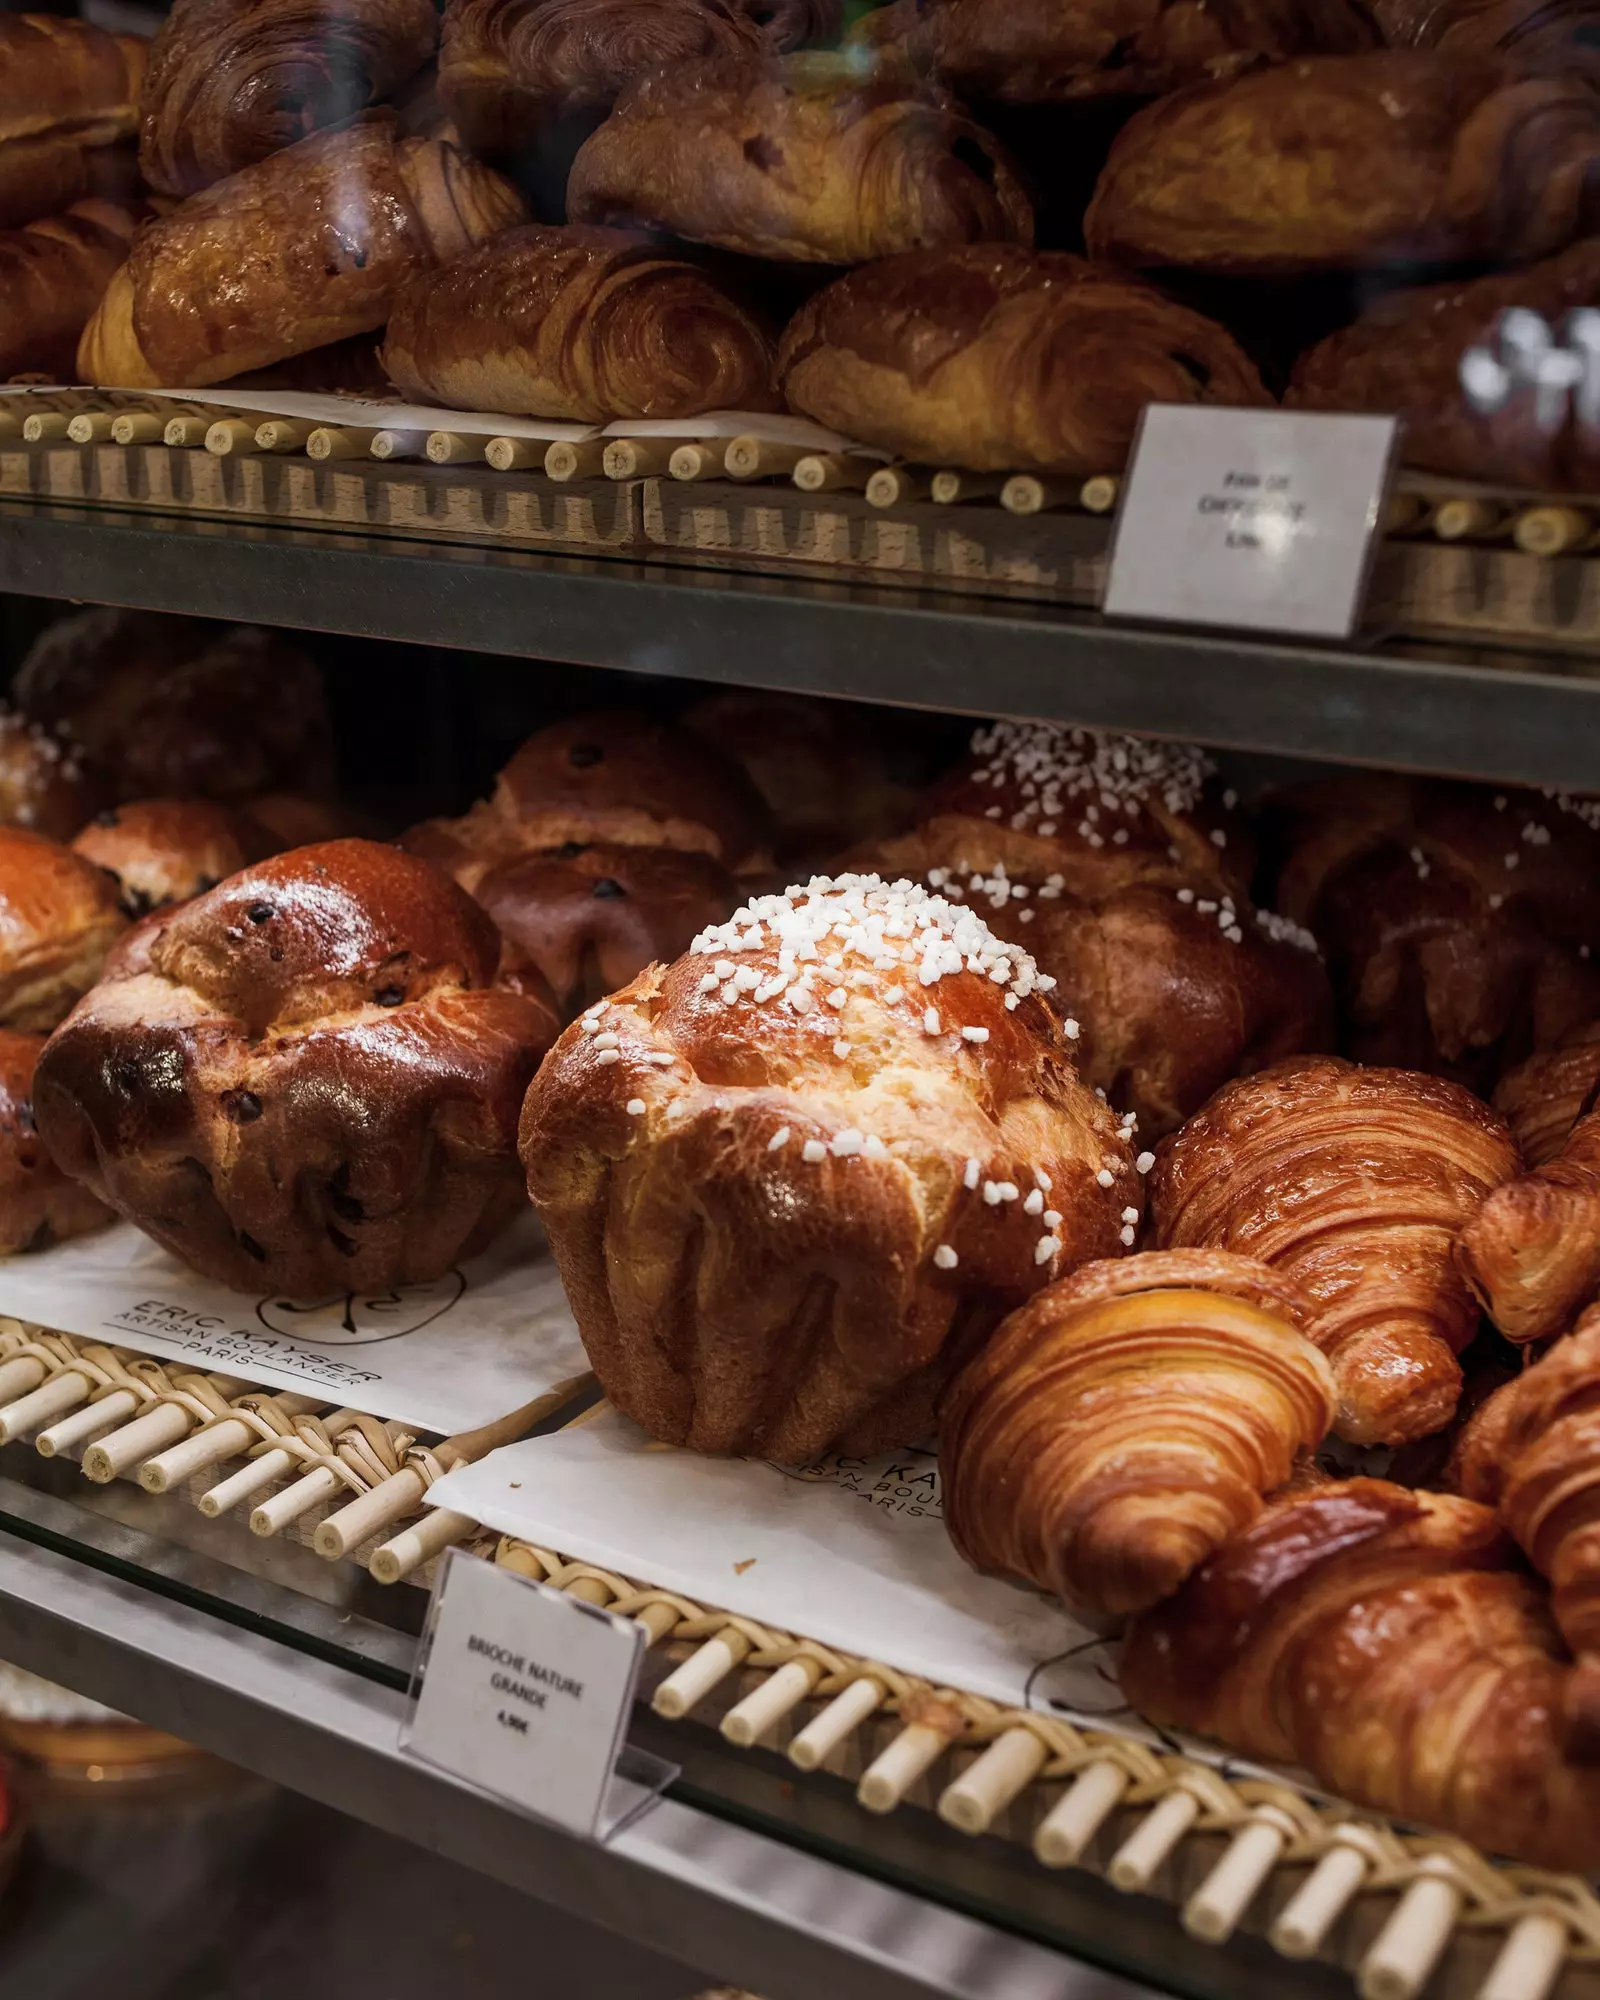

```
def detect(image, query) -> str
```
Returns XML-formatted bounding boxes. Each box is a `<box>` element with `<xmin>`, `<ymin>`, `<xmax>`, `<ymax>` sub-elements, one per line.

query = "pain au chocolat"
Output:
<box><xmin>567</xmin><ymin>52</ymin><xmax>1033</xmax><ymax>264</ymax></box>
<box><xmin>381</xmin><ymin>224</ymin><xmax>776</xmax><ymax>422</ymax></box>
<box><xmin>520</xmin><ymin>873</ymin><xmax>1139</xmax><ymax>1461</ymax></box>
<box><xmin>33</xmin><ymin>841</ymin><xmax>558</xmax><ymax>1295</ymax></box>
<box><xmin>440</xmin><ymin>0</ymin><xmax>838</xmax><ymax>158</ymax></box>
<box><xmin>76</xmin><ymin>113</ymin><xmax>526</xmax><ymax>389</ymax></box>
<box><xmin>777</xmin><ymin>246</ymin><xmax>1266</xmax><ymax>475</ymax></box>
<box><xmin>1085</xmin><ymin>53</ymin><xmax>1600</xmax><ymax>274</ymax></box>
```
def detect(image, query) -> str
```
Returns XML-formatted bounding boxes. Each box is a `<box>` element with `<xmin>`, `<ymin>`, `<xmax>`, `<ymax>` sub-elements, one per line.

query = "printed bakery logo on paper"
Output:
<box><xmin>781</xmin><ymin>1449</ymin><xmax>943</xmax><ymax>1520</ymax></box>
<box><xmin>255</xmin><ymin>1268</ymin><xmax>468</xmax><ymax>1346</ymax></box>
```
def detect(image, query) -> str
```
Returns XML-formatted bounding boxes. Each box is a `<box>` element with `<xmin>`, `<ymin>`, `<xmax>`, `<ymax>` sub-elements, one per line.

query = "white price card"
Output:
<box><xmin>1102</xmin><ymin>405</ymin><xmax>1400</xmax><ymax>640</ymax></box>
<box><xmin>402</xmin><ymin>1550</ymin><xmax>669</xmax><ymax>1838</ymax></box>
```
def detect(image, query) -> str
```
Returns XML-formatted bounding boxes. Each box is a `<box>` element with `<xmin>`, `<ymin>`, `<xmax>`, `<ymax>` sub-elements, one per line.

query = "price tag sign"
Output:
<box><xmin>1102</xmin><ymin>405</ymin><xmax>1400</xmax><ymax>640</ymax></box>
<box><xmin>402</xmin><ymin>1548</ymin><xmax>666</xmax><ymax>1838</ymax></box>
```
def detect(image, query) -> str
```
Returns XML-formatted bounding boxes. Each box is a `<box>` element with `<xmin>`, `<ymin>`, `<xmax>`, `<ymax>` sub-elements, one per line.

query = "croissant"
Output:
<box><xmin>439</xmin><ymin>0</ymin><xmax>839</xmax><ymax>159</ymax></box>
<box><xmin>1458</xmin><ymin>1103</ymin><xmax>1600</xmax><ymax>1342</ymax></box>
<box><xmin>1151</xmin><ymin>1056</ymin><xmax>1519</xmax><ymax>1446</ymax></box>
<box><xmin>1122</xmin><ymin>1478</ymin><xmax>1600</xmax><ymax>1872</ymax></box>
<box><xmin>776</xmin><ymin>245</ymin><xmax>1267</xmax><ymax>476</ymax></box>
<box><xmin>380</xmin><ymin>224</ymin><xmax>776</xmax><ymax>421</ymax></box>
<box><xmin>854</xmin><ymin>823</ymin><xmax>1332</xmax><ymax>1139</ymax></box>
<box><xmin>1376</xmin><ymin>0</ymin><xmax>1600</xmax><ymax>81</ymax></box>
<box><xmin>138</xmin><ymin>0</ymin><xmax>438</xmax><ymax>198</ymax></box>
<box><xmin>868</xmin><ymin>0</ymin><xmax>1378</xmax><ymax>100</ymax></box>
<box><xmin>0</xmin><ymin>199</ymin><xmax>148</xmax><ymax>383</ymax></box>
<box><xmin>0</xmin><ymin>15</ymin><xmax>147</xmax><ymax>231</ymax></box>
<box><xmin>1265</xmin><ymin>773</ymin><xmax>1600</xmax><ymax>1088</ymax></box>
<box><xmin>1291</xmin><ymin>239</ymin><xmax>1600</xmax><ymax>491</ymax></box>
<box><xmin>76</xmin><ymin>114</ymin><xmax>526</xmax><ymax>389</ymax></box>
<box><xmin>940</xmin><ymin>1251</ymin><xmax>1333</xmax><ymax>1619</ymax></box>
<box><xmin>567</xmin><ymin>53</ymin><xmax>1033</xmax><ymax>264</ymax></box>
<box><xmin>1085</xmin><ymin>54</ymin><xmax>1600</xmax><ymax>274</ymax></box>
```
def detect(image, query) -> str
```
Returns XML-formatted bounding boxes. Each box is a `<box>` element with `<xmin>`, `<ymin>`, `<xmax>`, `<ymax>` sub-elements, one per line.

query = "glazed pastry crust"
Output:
<box><xmin>1085</xmin><ymin>53</ymin><xmax>1600</xmax><ymax>274</ymax></box>
<box><xmin>778</xmin><ymin>245</ymin><xmax>1266</xmax><ymax>475</ymax></box>
<box><xmin>1151</xmin><ymin>1055</ymin><xmax>1519</xmax><ymax>1446</ymax></box>
<box><xmin>33</xmin><ymin>840</ymin><xmax>557</xmax><ymax>1295</ymax></box>
<box><xmin>940</xmin><ymin>1249</ymin><xmax>1333</xmax><ymax>1618</ymax></box>
<box><xmin>0</xmin><ymin>1028</ymin><xmax>112</xmax><ymax>1255</ymax></box>
<box><xmin>521</xmin><ymin>875</ymin><xmax>1138</xmax><ymax>1460</ymax></box>
<box><xmin>1122</xmin><ymin>1478</ymin><xmax>1600</xmax><ymax>1873</ymax></box>
<box><xmin>0</xmin><ymin>827</ymin><xmax>126</xmax><ymax>1033</ymax></box>
<box><xmin>568</xmin><ymin>53</ymin><xmax>1034</xmax><ymax>264</ymax></box>
<box><xmin>76</xmin><ymin>114</ymin><xmax>526</xmax><ymax>388</ymax></box>
<box><xmin>381</xmin><ymin>224</ymin><xmax>776</xmax><ymax>421</ymax></box>
<box><xmin>0</xmin><ymin>198</ymin><xmax>147</xmax><ymax>381</ymax></box>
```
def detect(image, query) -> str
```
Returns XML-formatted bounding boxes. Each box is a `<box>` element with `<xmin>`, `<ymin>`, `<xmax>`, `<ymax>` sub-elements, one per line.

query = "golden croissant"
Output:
<box><xmin>1459</xmin><ymin>1106</ymin><xmax>1600</xmax><ymax>1342</ymax></box>
<box><xmin>1151</xmin><ymin>1056</ymin><xmax>1519</xmax><ymax>1446</ymax></box>
<box><xmin>138</xmin><ymin>0</ymin><xmax>438</xmax><ymax>196</ymax></box>
<box><xmin>381</xmin><ymin>224</ymin><xmax>776</xmax><ymax>421</ymax></box>
<box><xmin>1495</xmin><ymin>1024</ymin><xmax>1600</xmax><ymax>1165</ymax></box>
<box><xmin>76</xmin><ymin>113</ymin><xmax>526</xmax><ymax>389</ymax></box>
<box><xmin>940</xmin><ymin>1250</ymin><xmax>1334</xmax><ymax>1619</ymax></box>
<box><xmin>1121</xmin><ymin>1477</ymin><xmax>1600</xmax><ymax>1872</ymax></box>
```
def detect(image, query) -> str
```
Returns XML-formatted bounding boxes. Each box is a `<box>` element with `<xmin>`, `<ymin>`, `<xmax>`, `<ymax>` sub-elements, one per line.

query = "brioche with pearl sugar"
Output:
<box><xmin>520</xmin><ymin>874</ymin><xmax>1139</xmax><ymax>1461</ymax></box>
<box><xmin>941</xmin><ymin>1250</ymin><xmax>1334</xmax><ymax>1619</ymax></box>
<box><xmin>33</xmin><ymin>841</ymin><xmax>558</xmax><ymax>1296</ymax></box>
<box><xmin>1151</xmin><ymin>1055</ymin><xmax>1519</xmax><ymax>1445</ymax></box>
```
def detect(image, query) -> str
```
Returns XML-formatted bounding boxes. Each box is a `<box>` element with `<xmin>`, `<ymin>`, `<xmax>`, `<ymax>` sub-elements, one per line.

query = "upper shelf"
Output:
<box><xmin>5</xmin><ymin>498</ymin><xmax>1600</xmax><ymax>792</ymax></box>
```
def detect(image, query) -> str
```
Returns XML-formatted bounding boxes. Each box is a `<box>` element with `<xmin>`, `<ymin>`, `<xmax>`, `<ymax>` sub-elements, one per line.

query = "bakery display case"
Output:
<box><xmin>8</xmin><ymin>0</ymin><xmax>1600</xmax><ymax>1996</ymax></box>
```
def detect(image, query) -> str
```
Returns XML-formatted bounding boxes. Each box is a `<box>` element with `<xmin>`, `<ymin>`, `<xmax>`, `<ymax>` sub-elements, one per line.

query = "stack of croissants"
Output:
<box><xmin>6</xmin><ymin>605</ymin><xmax>1600</xmax><ymax>1870</ymax></box>
<box><xmin>8</xmin><ymin>0</ymin><xmax>1600</xmax><ymax>484</ymax></box>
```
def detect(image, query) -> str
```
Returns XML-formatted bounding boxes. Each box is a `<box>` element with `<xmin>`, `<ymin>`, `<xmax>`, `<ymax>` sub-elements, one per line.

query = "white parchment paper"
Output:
<box><xmin>0</xmin><ymin>1212</ymin><xmax>589</xmax><ymax>1437</ymax></box>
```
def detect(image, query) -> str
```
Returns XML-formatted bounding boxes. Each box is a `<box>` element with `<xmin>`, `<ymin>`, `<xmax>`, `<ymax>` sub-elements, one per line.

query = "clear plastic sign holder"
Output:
<box><xmin>401</xmin><ymin>1547</ymin><xmax>675</xmax><ymax>1841</ymax></box>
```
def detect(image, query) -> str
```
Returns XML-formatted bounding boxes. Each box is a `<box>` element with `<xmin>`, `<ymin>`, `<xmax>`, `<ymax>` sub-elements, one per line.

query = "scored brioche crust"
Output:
<box><xmin>71</xmin><ymin>799</ymin><xmax>273</xmax><ymax>918</ymax></box>
<box><xmin>521</xmin><ymin>872</ymin><xmax>1139</xmax><ymax>1460</ymax></box>
<box><xmin>33</xmin><ymin>839</ymin><xmax>558</xmax><ymax>1294</ymax></box>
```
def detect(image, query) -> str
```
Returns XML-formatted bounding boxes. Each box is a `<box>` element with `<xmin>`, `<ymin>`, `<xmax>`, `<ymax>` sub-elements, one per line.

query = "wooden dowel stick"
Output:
<box><xmin>1079</xmin><ymin>474</ymin><xmax>1121</xmax><ymax>514</ymax></box>
<box><xmin>250</xmin><ymin>1464</ymin><xmax>342</xmax><ymax>1537</ymax></box>
<box><xmin>1271</xmin><ymin>1835</ymin><xmax>1376</xmax><ymax>1956</ymax></box>
<box><xmin>633</xmin><ymin>1601</ymin><xmax>680</xmax><ymax>1647</ymax></box>
<box><xmin>111</xmin><ymin>412</ymin><xmax>165</xmax><ymax>445</ymax></box>
<box><xmin>35</xmin><ymin>1388</ymin><xmax>139</xmax><ymax>1458</ymax></box>
<box><xmin>425</xmin><ymin>430</ymin><xmax>485</xmax><ymax>464</ymax></box>
<box><xmin>204</xmin><ymin>418</ymin><xmax>261</xmax><ymax>455</ymax></box>
<box><xmin>369</xmin><ymin>429</ymin><xmax>428</xmax><ymax>461</ymax></box>
<box><xmin>0</xmin><ymin>1354</ymin><xmax>46</xmax><ymax>1405</ymax></box>
<box><xmin>1182</xmin><ymin>1813</ymin><xmax>1292</xmax><ymax>1944</ymax></box>
<box><xmin>652</xmin><ymin>1630</ymin><xmax>753</xmax><ymax>1719</ymax></box>
<box><xmin>485</xmin><ymin>436</ymin><xmax>544</xmax><ymax>472</ymax></box>
<box><xmin>66</xmin><ymin>412</ymin><xmax>118</xmax><ymax>443</ymax></box>
<box><xmin>1107</xmin><ymin>1788</ymin><xmax>1200</xmax><ymax>1892</ymax></box>
<box><xmin>930</xmin><ymin>469</ymin><xmax>1006</xmax><ymax>505</ymax></box>
<box><xmin>140</xmin><ymin>1417</ymin><xmax>253</xmax><ymax>1493</ymax></box>
<box><xmin>866</xmin><ymin>465</ymin><xmax>928</xmax><ymax>508</ymax></box>
<box><xmin>1358</xmin><ymin>1874</ymin><xmax>1461</xmax><ymax>2000</ymax></box>
<box><xmin>22</xmin><ymin>412</ymin><xmax>72</xmax><ymax>443</ymax></box>
<box><xmin>253</xmin><ymin>418</ymin><xmax>316</xmax><ymax>452</ymax></box>
<box><xmin>200</xmin><ymin>1446</ymin><xmax>294</xmax><ymax>1518</ymax></box>
<box><xmin>370</xmin><ymin>1507</ymin><xmax>477</xmax><ymax>1585</ymax></box>
<box><xmin>495</xmin><ymin>1542</ymin><xmax>549</xmax><ymax>1581</ymax></box>
<box><xmin>793</xmin><ymin>453</ymin><xmax>870</xmax><ymax>494</ymax></box>
<box><xmin>313</xmin><ymin>1466</ymin><xmax>425</xmax><ymax>1560</ymax></box>
<box><xmin>564</xmin><ymin>1575</ymin><xmax>612</xmax><ymax>1607</ymax></box>
<box><xmin>163</xmin><ymin>413</ymin><xmax>214</xmax><ymax>446</ymax></box>
<box><xmin>937</xmin><ymin>1727</ymin><xmax>1048</xmax><ymax>1835</ymax></box>
<box><xmin>1514</xmin><ymin>505</ymin><xmax>1595</xmax><ymax>557</ymax></box>
<box><xmin>0</xmin><ymin>1369</ymin><xmax>93</xmax><ymax>1443</ymax></box>
<box><xmin>725</xmin><ymin>436</ymin><xmax>808</xmax><ymax>481</ymax></box>
<box><xmin>858</xmin><ymin>1721</ymin><xmax>954</xmax><ymax>1814</ymax></box>
<box><xmin>721</xmin><ymin>1658</ymin><xmax>822</xmax><ymax>1747</ymax></box>
<box><xmin>789</xmin><ymin>1677</ymin><xmax>883</xmax><ymax>1771</ymax></box>
<box><xmin>603</xmin><ymin>437</ymin><xmax>677</xmax><ymax>479</ymax></box>
<box><xmin>1384</xmin><ymin>492</ymin><xmax>1429</xmax><ymax>535</ymax></box>
<box><xmin>1477</xmin><ymin>1912</ymin><xmax>1568</xmax><ymax>2000</ymax></box>
<box><xmin>82</xmin><ymin>1401</ymin><xmax>193</xmax><ymax>1483</ymax></box>
<box><xmin>545</xmin><ymin>439</ymin><xmax>607</xmax><ymax>481</ymax></box>
<box><xmin>1001</xmin><ymin>473</ymin><xmax>1077</xmax><ymax>516</ymax></box>
<box><xmin>306</xmin><ymin>425</ymin><xmax>383</xmax><ymax>461</ymax></box>
<box><xmin>0</xmin><ymin>411</ymin><xmax>23</xmax><ymax>443</ymax></box>
<box><xmin>1432</xmin><ymin>497</ymin><xmax>1504</xmax><ymax>542</ymax></box>
<box><xmin>669</xmin><ymin>441</ymin><xmax>722</xmax><ymax>482</ymax></box>
<box><xmin>1034</xmin><ymin>1759</ymin><xmax>1128</xmax><ymax>1868</ymax></box>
